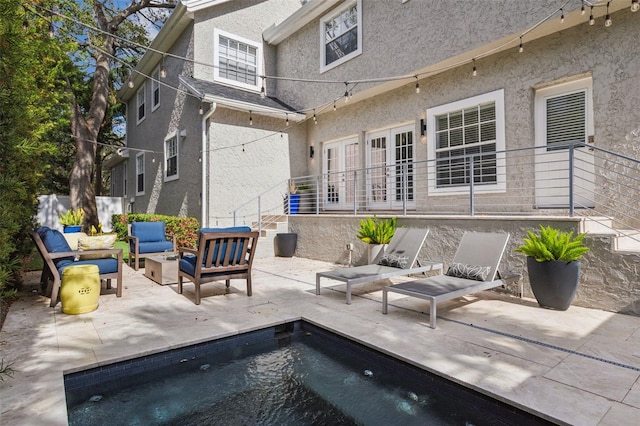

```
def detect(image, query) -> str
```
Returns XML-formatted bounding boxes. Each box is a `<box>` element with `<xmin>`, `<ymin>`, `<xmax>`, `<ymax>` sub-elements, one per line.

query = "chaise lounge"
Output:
<box><xmin>316</xmin><ymin>228</ymin><xmax>442</xmax><ymax>304</ymax></box>
<box><xmin>382</xmin><ymin>232</ymin><xmax>522</xmax><ymax>328</ymax></box>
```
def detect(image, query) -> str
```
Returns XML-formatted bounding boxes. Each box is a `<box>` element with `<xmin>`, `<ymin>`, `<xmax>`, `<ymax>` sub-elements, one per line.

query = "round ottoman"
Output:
<box><xmin>60</xmin><ymin>264</ymin><xmax>101</xmax><ymax>314</ymax></box>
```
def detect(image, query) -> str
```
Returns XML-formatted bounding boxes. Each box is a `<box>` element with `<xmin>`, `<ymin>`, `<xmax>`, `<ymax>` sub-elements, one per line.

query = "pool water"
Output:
<box><xmin>65</xmin><ymin>321</ymin><xmax>551</xmax><ymax>425</ymax></box>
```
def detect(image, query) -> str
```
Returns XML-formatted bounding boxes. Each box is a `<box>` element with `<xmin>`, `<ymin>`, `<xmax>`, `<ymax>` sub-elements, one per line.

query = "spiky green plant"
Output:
<box><xmin>516</xmin><ymin>225</ymin><xmax>589</xmax><ymax>262</ymax></box>
<box><xmin>58</xmin><ymin>208</ymin><xmax>84</xmax><ymax>226</ymax></box>
<box><xmin>356</xmin><ymin>216</ymin><xmax>397</xmax><ymax>245</ymax></box>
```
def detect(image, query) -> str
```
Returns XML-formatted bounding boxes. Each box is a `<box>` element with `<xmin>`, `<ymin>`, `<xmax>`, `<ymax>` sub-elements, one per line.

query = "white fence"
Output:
<box><xmin>37</xmin><ymin>195</ymin><xmax>126</xmax><ymax>232</ymax></box>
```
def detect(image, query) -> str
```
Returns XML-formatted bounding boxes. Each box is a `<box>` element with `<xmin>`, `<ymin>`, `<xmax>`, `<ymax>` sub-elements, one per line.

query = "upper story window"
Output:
<box><xmin>320</xmin><ymin>0</ymin><xmax>362</xmax><ymax>73</ymax></box>
<box><xmin>136</xmin><ymin>85</ymin><xmax>146</xmax><ymax>124</ymax></box>
<box><xmin>136</xmin><ymin>152</ymin><xmax>145</xmax><ymax>195</ymax></box>
<box><xmin>151</xmin><ymin>67</ymin><xmax>160</xmax><ymax>111</ymax></box>
<box><xmin>427</xmin><ymin>89</ymin><xmax>506</xmax><ymax>194</ymax></box>
<box><xmin>164</xmin><ymin>131</ymin><xmax>179</xmax><ymax>182</ymax></box>
<box><xmin>214</xmin><ymin>29</ymin><xmax>261</xmax><ymax>91</ymax></box>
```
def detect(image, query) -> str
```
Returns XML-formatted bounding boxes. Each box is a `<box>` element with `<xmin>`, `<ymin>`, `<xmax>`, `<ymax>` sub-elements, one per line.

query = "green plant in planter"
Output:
<box><xmin>356</xmin><ymin>216</ymin><xmax>397</xmax><ymax>245</ymax></box>
<box><xmin>516</xmin><ymin>225</ymin><xmax>589</xmax><ymax>262</ymax></box>
<box><xmin>516</xmin><ymin>225</ymin><xmax>590</xmax><ymax>311</ymax></box>
<box><xmin>58</xmin><ymin>208</ymin><xmax>84</xmax><ymax>226</ymax></box>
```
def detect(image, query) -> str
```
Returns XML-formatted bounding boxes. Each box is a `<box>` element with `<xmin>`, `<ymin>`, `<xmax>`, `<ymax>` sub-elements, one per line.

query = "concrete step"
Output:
<box><xmin>580</xmin><ymin>217</ymin><xmax>616</xmax><ymax>234</ymax></box>
<box><xmin>614</xmin><ymin>230</ymin><xmax>640</xmax><ymax>252</ymax></box>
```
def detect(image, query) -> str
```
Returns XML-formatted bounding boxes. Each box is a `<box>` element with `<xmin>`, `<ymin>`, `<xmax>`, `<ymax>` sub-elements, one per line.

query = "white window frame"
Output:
<box><xmin>136</xmin><ymin>85</ymin><xmax>146</xmax><ymax>124</ymax></box>
<box><xmin>164</xmin><ymin>131</ymin><xmax>179</xmax><ymax>182</ymax></box>
<box><xmin>426</xmin><ymin>89</ymin><xmax>506</xmax><ymax>195</ymax></box>
<box><xmin>320</xmin><ymin>0</ymin><xmax>362</xmax><ymax>73</ymax></box>
<box><xmin>135</xmin><ymin>152</ymin><xmax>145</xmax><ymax>196</ymax></box>
<box><xmin>151</xmin><ymin>67</ymin><xmax>160</xmax><ymax>111</ymax></box>
<box><xmin>213</xmin><ymin>29</ymin><xmax>262</xmax><ymax>92</ymax></box>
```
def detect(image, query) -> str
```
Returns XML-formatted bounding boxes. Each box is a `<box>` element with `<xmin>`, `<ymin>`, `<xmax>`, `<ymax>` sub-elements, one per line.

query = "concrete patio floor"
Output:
<box><xmin>1</xmin><ymin>256</ymin><xmax>639</xmax><ymax>425</ymax></box>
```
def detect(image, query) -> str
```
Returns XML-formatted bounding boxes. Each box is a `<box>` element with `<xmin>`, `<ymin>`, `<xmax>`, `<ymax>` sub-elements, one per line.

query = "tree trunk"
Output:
<box><xmin>69</xmin><ymin>110</ymin><xmax>99</xmax><ymax>231</ymax></box>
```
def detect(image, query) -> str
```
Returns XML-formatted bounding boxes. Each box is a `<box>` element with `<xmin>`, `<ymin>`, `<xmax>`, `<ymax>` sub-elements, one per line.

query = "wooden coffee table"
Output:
<box><xmin>144</xmin><ymin>255</ymin><xmax>178</xmax><ymax>285</ymax></box>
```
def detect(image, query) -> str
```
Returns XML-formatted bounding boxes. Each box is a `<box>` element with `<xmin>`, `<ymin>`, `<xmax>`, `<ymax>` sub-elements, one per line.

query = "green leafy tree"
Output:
<box><xmin>38</xmin><ymin>0</ymin><xmax>175</xmax><ymax>227</ymax></box>
<box><xmin>0</xmin><ymin>0</ymin><xmax>69</xmax><ymax>296</ymax></box>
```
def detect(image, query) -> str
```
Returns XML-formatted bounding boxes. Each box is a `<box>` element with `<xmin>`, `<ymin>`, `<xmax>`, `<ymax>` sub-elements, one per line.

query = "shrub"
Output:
<box><xmin>516</xmin><ymin>225</ymin><xmax>589</xmax><ymax>262</ymax></box>
<box><xmin>111</xmin><ymin>214</ymin><xmax>200</xmax><ymax>248</ymax></box>
<box><xmin>356</xmin><ymin>216</ymin><xmax>397</xmax><ymax>245</ymax></box>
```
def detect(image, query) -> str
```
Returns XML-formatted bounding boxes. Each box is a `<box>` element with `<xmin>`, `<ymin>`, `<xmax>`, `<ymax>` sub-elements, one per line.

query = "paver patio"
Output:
<box><xmin>1</xmin><ymin>257</ymin><xmax>639</xmax><ymax>425</ymax></box>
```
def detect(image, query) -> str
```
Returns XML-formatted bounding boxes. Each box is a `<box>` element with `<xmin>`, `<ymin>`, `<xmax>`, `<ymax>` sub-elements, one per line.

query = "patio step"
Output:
<box><xmin>614</xmin><ymin>230</ymin><xmax>640</xmax><ymax>252</ymax></box>
<box><xmin>253</xmin><ymin>216</ymin><xmax>289</xmax><ymax>258</ymax></box>
<box><xmin>580</xmin><ymin>217</ymin><xmax>616</xmax><ymax>234</ymax></box>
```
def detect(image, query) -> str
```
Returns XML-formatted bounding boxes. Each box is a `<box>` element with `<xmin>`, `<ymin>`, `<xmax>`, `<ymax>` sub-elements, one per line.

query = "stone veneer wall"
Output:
<box><xmin>289</xmin><ymin>215</ymin><xmax>640</xmax><ymax>316</ymax></box>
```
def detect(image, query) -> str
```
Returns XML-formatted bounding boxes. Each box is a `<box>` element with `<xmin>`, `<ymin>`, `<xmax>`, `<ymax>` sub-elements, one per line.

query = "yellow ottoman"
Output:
<box><xmin>60</xmin><ymin>264</ymin><xmax>101</xmax><ymax>314</ymax></box>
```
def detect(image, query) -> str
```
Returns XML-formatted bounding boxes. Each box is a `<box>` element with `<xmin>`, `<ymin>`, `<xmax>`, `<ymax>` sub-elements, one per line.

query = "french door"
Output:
<box><xmin>366</xmin><ymin>124</ymin><xmax>415</xmax><ymax>209</ymax></box>
<box><xmin>322</xmin><ymin>137</ymin><xmax>359</xmax><ymax>210</ymax></box>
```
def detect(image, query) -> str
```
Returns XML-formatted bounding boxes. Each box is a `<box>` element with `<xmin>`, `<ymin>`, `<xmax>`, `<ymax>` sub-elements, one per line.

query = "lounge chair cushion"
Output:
<box><xmin>39</xmin><ymin>227</ymin><xmax>74</xmax><ymax>266</ymax></box>
<box><xmin>377</xmin><ymin>253</ymin><xmax>409</xmax><ymax>268</ymax></box>
<box><xmin>445</xmin><ymin>262</ymin><xmax>491</xmax><ymax>281</ymax></box>
<box><xmin>57</xmin><ymin>258</ymin><xmax>120</xmax><ymax>276</ymax></box>
<box><xmin>179</xmin><ymin>255</ymin><xmax>248</xmax><ymax>278</ymax></box>
<box><xmin>131</xmin><ymin>221</ymin><xmax>167</xmax><ymax>243</ymax></box>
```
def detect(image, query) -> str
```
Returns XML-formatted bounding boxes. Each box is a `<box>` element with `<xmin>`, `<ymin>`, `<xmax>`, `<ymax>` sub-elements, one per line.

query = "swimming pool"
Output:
<box><xmin>65</xmin><ymin>321</ymin><xmax>551</xmax><ymax>425</ymax></box>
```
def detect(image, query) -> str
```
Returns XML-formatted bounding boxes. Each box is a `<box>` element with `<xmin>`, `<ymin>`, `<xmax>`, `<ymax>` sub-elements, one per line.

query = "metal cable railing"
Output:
<box><xmin>233</xmin><ymin>143</ymin><xmax>640</xmax><ymax>247</ymax></box>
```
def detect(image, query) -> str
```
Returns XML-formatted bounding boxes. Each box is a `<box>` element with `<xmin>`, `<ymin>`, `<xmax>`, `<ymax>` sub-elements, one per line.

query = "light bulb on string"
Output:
<box><xmin>604</xmin><ymin>2</ymin><xmax>612</xmax><ymax>27</ymax></box>
<box><xmin>313</xmin><ymin>109</ymin><xmax>317</xmax><ymax>124</ymax></box>
<box><xmin>415</xmin><ymin>76</ymin><xmax>420</xmax><ymax>94</ymax></box>
<box><xmin>581</xmin><ymin>1</ymin><xmax>586</xmax><ymax>15</ymax></box>
<box><xmin>519</xmin><ymin>36</ymin><xmax>523</xmax><ymax>53</ymax></box>
<box><xmin>160</xmin><ymin>55</ymin><xmax>166</xmax><ymax>78</ymax></box>
<box><xmin>589</xmin><ymin>6</ymin><xmax>595</xmax><ymax>25</ymax></box>
<box><xmin>472</xmin><ymin>59</ymin><xmax>477</xmax><ymax>77</ymax></box>
<box><xmin>632</xmin><ymin>0</ymin><xmax>640</xmax><ymax>12</ymax></box>
<box><xmin>199</xmin><ymin>103</ymin><xmax>204</xmax><ymax>115</ymax></box>
<box><xmin>249</xmin><ymin>110</ymin><xmax>253</xmax><ymax>126</ymax></box>
<box><xmin>260</xmin><ymin>77</ymin><xmax>266</xmax><ymax>98</ymax></box>
<box><xmin>127</xmin><ymin>75</ymin><xmax>134</xmax><ymax>89</ymax></box>
<box><xmin>560</xmin><ymin>8</ymin><xmax>564</xmax><ymax>23</ymax></box>
<box><xmin>48</xmin><ymin>22</ymin><xmax>54</xmax><ymax>38</ymax></box>
<box><xmin>242</xmin><ymin>144</ymin><xmax>245</xmax><ymax>152</ymax></box>
<box><xmin>344</xmin><ymin>82</ymin><xmax>350</xmax><ymax>103</ymax></box>
<box><xmin>333</xmin><ymin>100</ymin><xmax>336</xmax><ymax>111</ymax></box>
<box><xmin>286</xmin><ymin>114</ymin><xmax>289</xmax><ymax>126</ymax></box>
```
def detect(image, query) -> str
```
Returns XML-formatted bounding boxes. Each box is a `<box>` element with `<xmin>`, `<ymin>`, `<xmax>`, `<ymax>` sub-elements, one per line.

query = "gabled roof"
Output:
<box><xmin>180</xmin><ymin>75</ymin><xmax>305</xmax><ymax>121</ymax></box>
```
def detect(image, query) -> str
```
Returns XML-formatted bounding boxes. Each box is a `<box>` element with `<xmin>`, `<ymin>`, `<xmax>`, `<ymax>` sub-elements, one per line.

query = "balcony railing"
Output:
<box><xmin>233</xmin><ymin>143</ymin><xmax>640</xmax><ymax>245</ymax></box>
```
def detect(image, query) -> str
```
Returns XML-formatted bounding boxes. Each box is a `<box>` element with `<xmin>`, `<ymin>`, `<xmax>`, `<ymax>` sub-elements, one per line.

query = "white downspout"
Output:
<box><xmin>201</xmin><ymin>102</ymin><xmax>216</xmax><ymax>228</ymax></box>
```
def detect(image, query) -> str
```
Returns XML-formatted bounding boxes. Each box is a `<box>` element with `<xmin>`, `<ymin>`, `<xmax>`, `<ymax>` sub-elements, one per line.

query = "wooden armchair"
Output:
<box><xmin>31</xmin><ymin>227</ymin><xmax>123</xmax><ymax>308</ymax></box>
<box><xmin>177</xmin><ymin>227</ymin><xmax>259</xmax><ymax>305</ymax></box>
<box><xmin>127</xmin><ymin>221</ymin><xmax>176</xmax><ymax>270</ymax></box>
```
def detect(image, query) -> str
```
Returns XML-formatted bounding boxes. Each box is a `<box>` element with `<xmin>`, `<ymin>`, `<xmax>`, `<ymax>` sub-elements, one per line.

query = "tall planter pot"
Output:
<box><xmin>367</xmin><ymin>244</ymin><xmax>387</xmax><ymax>264</ymax></box>
<box><xmin>527</xmin><ymin>257</ymin><xmax>581</xmax><ymax>310</ymax></box>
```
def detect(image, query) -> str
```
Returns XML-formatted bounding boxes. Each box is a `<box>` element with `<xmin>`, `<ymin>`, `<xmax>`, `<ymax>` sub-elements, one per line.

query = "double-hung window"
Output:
<box><xmin>164</xmin><ymin>131</ymin><xmax>179</xmax><ymax>182</ymax></box>
<box><xmin>427</xmin><ymin>89</ymin><xmax>506</xmax><ymax>194</ymax></box>
<box><xmin>151</xmin><ymin>67</ymin><xmax>160</xmax><ymax>111</ymax></box>
<box><xmin>320</xmin><ymin>0</ymin><xmax>362</xmax><ymax>73</ymax></box>
<box><xmin>214</xmin><ymin>29</ymin><xmax>261</xmax><ymax>91</ymax></box>
<box><xmin>136</xmin><ymin>153</ymin><xmax>145</xmax><ymax>195</ymax></box>
<box><xmin>136</xmin><ymin>85</ymin><xmax>146</xmax><ymax>124</ymax></box>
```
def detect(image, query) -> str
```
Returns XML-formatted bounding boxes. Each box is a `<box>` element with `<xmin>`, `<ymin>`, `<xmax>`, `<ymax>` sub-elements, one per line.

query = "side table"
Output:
<box><xmin>144</xmin><ymin>255</ymin><xmax>178</xmax><ymax>285</ymax></box>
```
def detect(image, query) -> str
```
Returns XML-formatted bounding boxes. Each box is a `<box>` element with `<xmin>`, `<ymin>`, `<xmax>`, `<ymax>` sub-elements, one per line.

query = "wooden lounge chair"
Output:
<box><xmin>316</xmin><ymin>228</ymin><xmax>442</xmax><ymax>304</ymax></box>
<box><xmin>31</xmin><ymin>227</ymin><xmax>123</xmax><ymax>308</ymax></box>
<box><xmin>127</xmin><ymin>221</ymin><xmax>176</xmax><ymax>271</ymax></box>
<box><xmin>382</xmin><ymin>232</ymin><xmax>522</xmax><ymax>328</ymax></box>
<box><xmin>177</xmin><ymin>227</ymin><xmax>259</xmax><ymax>305</ymax></box>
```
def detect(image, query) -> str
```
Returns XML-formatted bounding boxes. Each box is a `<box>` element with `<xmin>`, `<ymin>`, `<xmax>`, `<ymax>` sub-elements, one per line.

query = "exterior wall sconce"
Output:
<box><xmin>309</xmin><ymin>146</ymin><xmax>315</xmax><ymax>158</ymax></box>
<box><xmin>420</xmin><ymin>119</ymin><xmax>427</xmax><ymax>144</ymax></box>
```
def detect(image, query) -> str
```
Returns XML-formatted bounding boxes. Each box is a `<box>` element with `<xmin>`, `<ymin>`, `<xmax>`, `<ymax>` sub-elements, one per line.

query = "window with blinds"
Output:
<box><xmin>546</xmin><ymin>91</ymin><xmax>586</xmax><ymax>151</ymax></box>
<box><xmin>164</xmin><ymin>134</ymin><xmax>178</xmax><ymax>181</ymax></box>
<box><xmin>435</xmin><ymin>103</ymin><xmax>497</xmax><ymax>188</ymax></box>
<box><xmin>321</xmin><ymin>0</ymin><xmax>362</xmax><ymax>72</ymax></box>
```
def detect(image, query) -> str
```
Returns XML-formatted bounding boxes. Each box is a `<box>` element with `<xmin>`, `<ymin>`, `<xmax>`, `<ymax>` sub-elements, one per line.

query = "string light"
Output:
<box><xmin>632</xmin><ymin>0</ymin><xmax>640</xmax><ymax>12</ymax></box>
<box><xmin>48</xmin><ymin>21</ymin><xmax>54</xmax><ymax>38</ymax></box>
<box><xmin>472</xmin><ymin>59</ymin><xmax>477</xmax><ymax>77</ymax></box>
<box><xmin>343</xmin><ymin>82</ymin><xmax>349</xmax><ymax>103</ymax></box>
<box><xmin>313</xmin><ymin>109</ymin><xmax>317</xmax><ymax>124</ymax></box>
<box><xmin>249</xmin><ymin>110</ymin><xmax>253</xmax><ymax>126</ymax></box>
<box><xmin>199</xmin><ymin>103</ymin><xmax>203</xmax><ymax>115</ymax></box>
<box><xmin>604</xmin><ymin>2</ymin><xmax>612</xmax><ymax>27</ymax></box>
<box><xmin>333</xmin><ymin>100</ymin><xmax>336</xmax><ymax>111</ymax></box>
<box><xmin>286</xmin><ymin>114</ymin><xmax>289</xmax><ymax>126</ymax></box>
<box><xmin>260</xmin><ymin>76</ymin><xmax>266</xmax><ymax>98</ymax></box>
<box><xmin>242</xmin><ymin>144</ymin><xmax>245</xmax><ymax>152</ymax></box>
<box><xmin>160</xmin><ymin>55</ymin><xmax>166</xmax><ymax>78</ymax></box>
<box><xmin>127</xmin><ymin>75</ymin><xmax>134</xmax><ymax>88</ymax></box>
<box><xmin>560</xmin><ymin>8</ymin><xmax>564</xmax><ymax>23</ymax></box>
<box><xmin>589</xmin><ymin>6</ymin><xmax>595</xmax><ymax>25</ymax></box>
<box><xmin>415</xmin><ymin>76</ymin><xmax>420</xmax><ymax>94</ymax></box>
<box><xmin>519</xmin><ymin>36</ymin><xmax>524</xmax><ymax>53</ymax></box>
<box><xmin>581</xmin><ymin>1</ymin><xmax>586</xmax><ymax>15</ymax></box>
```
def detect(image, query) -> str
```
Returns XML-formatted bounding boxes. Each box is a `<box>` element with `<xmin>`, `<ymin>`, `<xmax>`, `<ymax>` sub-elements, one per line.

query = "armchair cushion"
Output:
<box><xmin>131</xmin><ymin>221</ymin><xmax>168</xmax><ymax>243</ymax></box>
<box><xmin>137</xmin><ymin>240</ymin><xmax>175</xmax><ymax>254</ymax></box>
<box><xmin>39</xmin><ymin>227</ymin><xmax>74</xmax><ymax>266</ymax></box>
<box><xmin>57</xmin><ymin>258</ymin><xmax>120</xmax><ymax>276</ymax></box>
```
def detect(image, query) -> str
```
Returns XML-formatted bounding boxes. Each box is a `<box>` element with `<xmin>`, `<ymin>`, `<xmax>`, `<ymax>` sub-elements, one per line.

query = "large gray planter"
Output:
<box><xmin>527</xmin><ymin>257</ymin><xmax>581</xmax><ymax>310</ymax></box>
